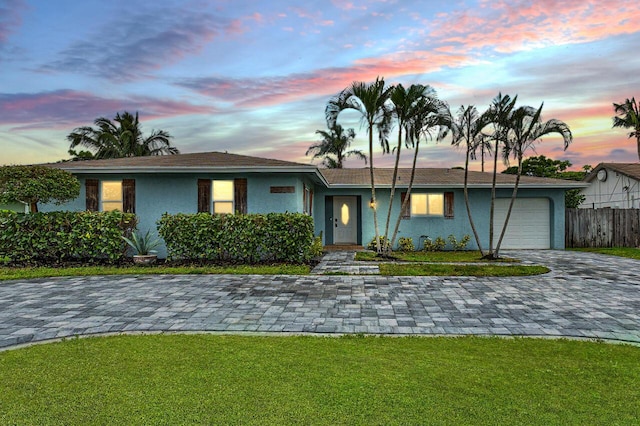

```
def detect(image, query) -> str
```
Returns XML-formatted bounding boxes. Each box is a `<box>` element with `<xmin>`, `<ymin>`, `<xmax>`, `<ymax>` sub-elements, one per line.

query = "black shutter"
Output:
<box><xmin>85</xmin><ymin>179</ymin><xmax>98</xmax><ymax>211</ymax></box>
<box><xmin>122</xmin><ymin>179</ymin><xmax>136</xmax><ymax>213</ymax></box>
<box><xmin>234</xmin><ymin>178</ymin><xmax>247</xmax><ymax>214</ymax></box>
<box><xmin>444</xmin><ymin>192</ymin><xmax>454</xmax><ymax>219</ymax></box>
<box><xmin>197</xmin><ymin>179</ymin><xmax>211</xmax><ymax>213</ymax></box>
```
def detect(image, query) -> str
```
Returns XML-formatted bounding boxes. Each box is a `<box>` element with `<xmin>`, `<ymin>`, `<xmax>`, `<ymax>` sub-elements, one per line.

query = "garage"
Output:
<box><xmin>494</xmin><ymin>198</ymin><xmax>551</xmax><ymax>249</ymax></box>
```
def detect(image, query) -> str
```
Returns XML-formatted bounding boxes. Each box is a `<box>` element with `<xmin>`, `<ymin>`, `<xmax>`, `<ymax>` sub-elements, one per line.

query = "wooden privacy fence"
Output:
<box><xmin>566</xmin><ymin>208</ymin><xmax>640</xmax><ymax>248</ymax></box>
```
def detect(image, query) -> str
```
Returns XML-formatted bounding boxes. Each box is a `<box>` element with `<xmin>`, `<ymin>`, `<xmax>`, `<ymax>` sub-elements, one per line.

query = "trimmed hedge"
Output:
<box><xmin>0</xmin><ymin>211</ymin><xmax>136</xmax><ymax>264</ymax></box>
<box><xmin>157</xmin><ymin>213</ymin><xmax>316</xmax><ymax>264</ymax></box>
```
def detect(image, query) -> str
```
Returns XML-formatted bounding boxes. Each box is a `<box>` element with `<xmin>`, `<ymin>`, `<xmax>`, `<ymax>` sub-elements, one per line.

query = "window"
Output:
<box><xmin>85</xmin><ymin>179</ymin><xmax>135</xmax><ymax>213</ymax></box>
<box><xmin>212</xmin><ymin>180</ymin><xmax>234</xmax><ymax>214</ymax></box>
<box><xmin>101</xmin><ymin>181</ymin><xmax>123</xmax><ymax>211</ymax></box>
<box><xmin>410</xmin><ymin>193</ymin><xmax>444</xmax><ymax>216</ymax></box>
<box><xmin>197</xmin><ymin>178</ymin><xmax>247</xmax><ymax>214</ymax></box>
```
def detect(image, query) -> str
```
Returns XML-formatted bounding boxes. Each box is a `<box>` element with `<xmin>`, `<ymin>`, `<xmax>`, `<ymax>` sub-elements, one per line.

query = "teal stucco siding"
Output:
<box><xmin>41</xmin><ymin>173</ymin><xmax>308</xmax><ymax>258</ymax></box>
<box><xmin>314</xmin><ymin>186</ymin><xmax>567</xmax><ymax>250</ymax></box>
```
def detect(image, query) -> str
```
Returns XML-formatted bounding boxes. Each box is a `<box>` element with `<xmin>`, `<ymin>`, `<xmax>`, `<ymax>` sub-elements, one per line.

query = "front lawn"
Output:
<box><xmin>380</xmin><ymin>263</ymin><xmax>549</xmax><ymax>276</ymax></box>
<box><xmin>356</xmin><ymin>250</ymin><xmax>518</xmax><ymax>263</ymax></box>
<box><xmin>0</xmin><ymin>335</ymin><xmax>638</xmax><ymax>424</ymax></box>
<box><xmin>570</xmin><ymin>247</ymin><xmax>640</xmax><ymax>260</ymax></box>
<box><xmin>0</xmin><ymin>264</ymin><xmax>310</xmax><ymax>281</ymax></box>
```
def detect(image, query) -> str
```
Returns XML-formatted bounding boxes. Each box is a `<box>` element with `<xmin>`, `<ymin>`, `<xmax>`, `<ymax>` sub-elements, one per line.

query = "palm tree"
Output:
<box><xmin>482</xmin><ymin>93</ymin><xmax>518</xmax><ymax>259</ymax></box>
<box><xmin>388</xmin><ymin>93</ymin><xmax>452</xmax><ymax>252</ymax></box>
<box><xmin>306</xmin><ymin>124</ymin><xmax>366</xmax><ymax>168</ymax></box>
<box><xmin>381</xmin><ymin>83</ymin><xmax>435</xmax><ymax>253</ymax></box>
<box><xmin>494</xmin><ymin>104</ymin><xmax>572</xmax><ymax>256</ymax></box>
<box><xmin>326</xmin><ymin>77</ymin><xmax>394</xmax><ymax>253</ymax></box>
<box><xmin>67</xmin><ymin>111</ymin><xmax>179</xmax><ymax>159</ymax></box>
<box><xmin>450</xmin><ymin>105</ymin><xmax>490</xmax><ymax>256</ymax></box>
<box><xmin>612</xmin><ymin>97</ymin><xmax>640</xmax><ymax>160</ymax></box>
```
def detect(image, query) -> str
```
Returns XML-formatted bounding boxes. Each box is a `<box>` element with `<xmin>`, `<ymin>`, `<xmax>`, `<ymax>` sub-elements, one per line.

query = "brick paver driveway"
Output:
<box><xmin>1</xmin><ymin>250</ymin><xmax>639</xmax><ymax>349</ymax></box>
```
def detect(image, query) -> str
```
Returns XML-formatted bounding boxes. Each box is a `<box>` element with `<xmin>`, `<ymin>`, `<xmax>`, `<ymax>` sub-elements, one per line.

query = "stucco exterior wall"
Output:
<box><xmin>314</xmin><ymin>186</ymin><xmax>566</xmax><ymax>250</ymax></box>
<box><xmin>41</xmin><ymin>173</ymin><xmax>308</xmax><ymax>258</ymax></box>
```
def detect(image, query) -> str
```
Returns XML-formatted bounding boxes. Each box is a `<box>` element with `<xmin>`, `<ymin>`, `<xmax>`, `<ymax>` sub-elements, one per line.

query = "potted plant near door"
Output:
<box><xmin>122</xmin><ymin>229</ymin><xmax>161</xmax><ymax>265</ymax></box>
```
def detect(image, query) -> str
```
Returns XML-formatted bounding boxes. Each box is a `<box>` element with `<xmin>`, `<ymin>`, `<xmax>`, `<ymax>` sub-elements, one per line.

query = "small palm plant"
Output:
<box><xmin>122</xmin><ymin>229</ymin><xmax>161</xmax><ymax>256</ymax></box>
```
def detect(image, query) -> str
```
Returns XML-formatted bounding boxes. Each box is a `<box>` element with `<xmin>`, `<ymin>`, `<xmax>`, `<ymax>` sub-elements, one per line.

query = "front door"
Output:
<box><xmin>333</xmin><ymin>196</ymin><xmax>357</xmax><ymax>244</ymax></box>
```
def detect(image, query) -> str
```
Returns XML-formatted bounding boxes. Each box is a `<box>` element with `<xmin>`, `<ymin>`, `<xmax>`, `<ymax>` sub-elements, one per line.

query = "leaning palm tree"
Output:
<box><xmin>494</xmin><ymin>104</ymin><xmax>572</xmax><ymax>256</ymax></box>
<box><xmin>67</xmin><ymin>111</ymin><xmax>179</xmax><ymax>159</ymax></box>
<box><xmin>382</xmin><ymin>83</ymin><xmax>436</xmax><ymax>253</ymax></box>
<box><xmin>389</xmin><ymin>93</ymin><xmax>452</xmax><ymax>251</ymax></box>
<box><xmin>326</xmin><ymin>77</ymin><xmax>394</xmax><ymax>253</ymax></box>
<box><xmin>481</xmin><ymin>93</ymin><xmax>518</xmax><ymax>259</ymax></box>
<box><xmin>450</xmin><ymin>105</ymin><xmax>490</xmax><ymax>256</ymax></box>
<box><xmin>306</xmin><ymin>124</ymin><xmax>366</xmax><ymax>168</ymax></box>
<box><xmin>612</xmin><ymin>97</ymin><xmax>640</xmax><ymax>161</ymax></box>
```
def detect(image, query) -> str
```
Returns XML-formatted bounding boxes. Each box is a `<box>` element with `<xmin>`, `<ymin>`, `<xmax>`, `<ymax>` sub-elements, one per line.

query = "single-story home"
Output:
<box><xmin>43</xmin><ymin>151</ymin><xmax>585</xmax><ymax>257</ymax></box>
<box><xmin>580</xmin><ymin>163</ymin><xmax>640</xmax><ymax>209</ymax></box>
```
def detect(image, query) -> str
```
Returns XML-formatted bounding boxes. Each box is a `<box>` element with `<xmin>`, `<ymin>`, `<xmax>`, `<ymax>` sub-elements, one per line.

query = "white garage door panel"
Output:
<box><xmin>494</xmin><ymin>198</ymin><xmax>550</xmax><ymax>249</ymax></box>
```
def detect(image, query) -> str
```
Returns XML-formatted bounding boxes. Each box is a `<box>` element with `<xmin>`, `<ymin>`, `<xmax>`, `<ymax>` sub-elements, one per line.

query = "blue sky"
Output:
<box><xmin>1</xmin><ymin>0</ymin><xmax>639</xmax><ymax>169</ymax></box>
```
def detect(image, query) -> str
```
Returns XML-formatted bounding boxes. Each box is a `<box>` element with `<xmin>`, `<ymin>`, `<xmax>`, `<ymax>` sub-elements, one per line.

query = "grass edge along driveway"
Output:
<box><xmin>0</xmin><ymin>334</ymin><xmax>638</xmax><ymax>425</ymax></box>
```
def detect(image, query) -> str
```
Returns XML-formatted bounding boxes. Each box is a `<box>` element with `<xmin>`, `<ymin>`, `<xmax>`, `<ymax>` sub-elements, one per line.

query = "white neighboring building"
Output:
<box><xmin>580</xmin><ymin>163</ymin><xmax>640</xmax><ymax>209</ymax></box>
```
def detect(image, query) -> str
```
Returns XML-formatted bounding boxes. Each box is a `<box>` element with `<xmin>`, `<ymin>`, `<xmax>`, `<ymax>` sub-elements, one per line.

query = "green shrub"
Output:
<box><xmin>448</xmin><ymin>234</ymin><xmax>471</xmax><ymax>251</ymax></box>
<box><xmin>0</xmin><ymin>210</ymin><xmax>136</xmax><ymax>264</ymax></box>
<box><xmin>397</xmin><ymin>237</ymin><xmax>415</xmax><ymax>252</ymax></box>
<box><xmin>157</xmin><ymin>213</ymin><xmax>315</xmax><ymax>264</ymax></box>
<box><xmin>423</xmin><ymin>236</ymin><xmax>446</xmax><ymax>252</ymax></box>
<box><xmin>367</xmin><ymin>236</ymin><xmax>388</xmax><ymax>251</ymax></box>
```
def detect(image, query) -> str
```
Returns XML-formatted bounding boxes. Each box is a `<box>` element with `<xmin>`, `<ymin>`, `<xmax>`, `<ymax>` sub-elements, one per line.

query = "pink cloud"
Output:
<box><xmin>178</xmin><ymin>48</ymin><xmax>471</xmax><ymax>108</ymax></box>
<box><xmin>0</xmin><ymin>0</ymin><xmax>26</xmax><ymax>44</ymax></box>
<box><xmin>430</xmin><ymin>0</ymin><xmax>640</xmax><ymax>54</ymax></box>
<box><xmin>330</xmin><ymin>1</ymin><xmax>367</xmax><ymax>11</ymax></box>
<box><xmin>0</xmin><ymin>90</ymin><xmax>213</xmax><ymax>129</ymax></box>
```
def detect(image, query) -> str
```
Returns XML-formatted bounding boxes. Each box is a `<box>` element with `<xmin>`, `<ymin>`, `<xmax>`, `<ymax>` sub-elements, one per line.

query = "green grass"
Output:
<box><xmin>0</xmin><ymin>264</ymin><xmax>310</xmax><ymax>281</ymax></box>
<box><xmin>571</xmin><ymin>247</ymin><xmax>640</xmax><ymax>260</ymax></box>
<box><xmin>380</xmin><ymin>263</ymin><xmax>549</xmax><ymax>276</ymax></box>
<box><xmin>356</xmin><ymin>250</ymin><xmax>519</xmax><ymax>263</ymax></box>
<box><xmin>0</xmin><ymin>335</ymin><xmax>638</xmax><ymax>424</ymax></box>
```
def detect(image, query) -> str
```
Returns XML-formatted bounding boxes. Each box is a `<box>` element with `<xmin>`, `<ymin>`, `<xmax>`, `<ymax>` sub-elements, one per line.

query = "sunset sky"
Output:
<box><xmin>1</xmin><ymin>0</ymin><xmax>639</xmax><ymax>170</ymax></box>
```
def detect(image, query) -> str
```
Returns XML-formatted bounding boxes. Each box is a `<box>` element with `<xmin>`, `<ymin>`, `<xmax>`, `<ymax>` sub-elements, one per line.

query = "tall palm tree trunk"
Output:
<box><xmin>486</xmin><ymin>135</ymin><xmax>500</xmax><ymax>259</ymax></box>
<box><xmin>368</xmin><ymin>126</ymin><xmax>381</xmax><ymax>253</ymax></box>
<box><xmin>390</xmin><ymin>140</ymin><xmax>420</xmax><ymax>249</ymax></box>
<box><xmin>383</xmin><ymin>129</ymin><xmax>403</xmax><ymax>254</ymax></box>
<box><xmin>463</xmin><ymin>143</ymin><xmax>484</xmax><ymax>256</ymax></box>
<box><xmin>494</xmin><ymin>154</ymin><xmax>523</xmax><ymax>256</ymax></box>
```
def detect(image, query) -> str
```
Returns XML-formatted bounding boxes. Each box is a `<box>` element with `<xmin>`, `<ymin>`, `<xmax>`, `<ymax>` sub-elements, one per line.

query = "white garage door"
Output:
<box><xmin>494</xmin><ymin>198</ymin><xmax>550</xmax><ymax>249</ymax></box>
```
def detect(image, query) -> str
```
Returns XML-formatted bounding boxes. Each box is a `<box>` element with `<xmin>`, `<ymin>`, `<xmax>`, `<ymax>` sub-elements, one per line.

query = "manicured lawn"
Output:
<box><xmin>356</xmin><ymin>250</ymin><xmax>518</xmax><ymax>263</ymax></box>
<box><xmin>571</xmin><ymin>247</ymin><xmax>640</xmax><ymax>260</ymax></box>
<box><xmin>0</xmin><ymin>335</ymin><xmax>638</xmax><ymax>424</ymax></box>
<box><xmin>0</xmin><ymin>264</ymin><xmax>310</xmax><ymax>281</ymax></box>
<box><xmin>380</xmin><ymin>263</ymin><xmax>549</xmax><ymax>276</ymax></box>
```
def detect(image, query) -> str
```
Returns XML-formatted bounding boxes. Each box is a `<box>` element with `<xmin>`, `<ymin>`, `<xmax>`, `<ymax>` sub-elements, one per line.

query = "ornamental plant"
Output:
<box><xmin>122</xmin><ymin>229</ymin><xmax>161</xmax><ymax>255</ymax></box>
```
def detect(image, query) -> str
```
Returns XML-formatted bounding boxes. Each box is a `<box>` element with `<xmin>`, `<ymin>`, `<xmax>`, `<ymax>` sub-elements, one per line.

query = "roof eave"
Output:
<box><xmin>57</xmin><ymin>166</ymin><xmax>320</xmax><ymax>174</ymax></box>
<box><xmin>326</xmin><ymin>183</ymin><xmax>587</xmax><ymax>189</ymax></box>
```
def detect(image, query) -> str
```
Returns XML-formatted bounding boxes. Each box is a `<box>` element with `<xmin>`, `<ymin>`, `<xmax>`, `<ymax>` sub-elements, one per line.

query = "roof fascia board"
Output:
<box><xmin>326</xmin><ymin>183</ymin><xmax>587</xmax><ymax>189</ymax></box>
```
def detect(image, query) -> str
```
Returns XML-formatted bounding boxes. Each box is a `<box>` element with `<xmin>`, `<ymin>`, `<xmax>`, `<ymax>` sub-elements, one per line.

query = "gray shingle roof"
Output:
<box><xmin>45</xmin><ymin>151</ymin><xmax>585</xmax><ymax>188</ymax></box>
<box><xmin>49</xmin><ymin>151</ymin><xmax>316</xmax><ymax>170</ymax></box>
<box><xmin>321</xmin><ymin>168</ymin><xmax>585</xmax><ymax>188</ymax></box>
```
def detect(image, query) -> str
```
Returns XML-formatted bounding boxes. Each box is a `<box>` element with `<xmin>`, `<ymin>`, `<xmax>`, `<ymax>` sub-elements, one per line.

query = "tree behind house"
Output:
<box><xmin>306</xmin><ymin>123</ymin><xmax>366</xmax><ymax>168</ymax></box>
<box><xmin>67</xmin><ymin>111</ymin><xmax>179</xmax><ymax>160</ymax></box>
<box><xmin>612</xmin><ymin>97</ymin><xmax>640</xmax><ymax>161</ymax></box>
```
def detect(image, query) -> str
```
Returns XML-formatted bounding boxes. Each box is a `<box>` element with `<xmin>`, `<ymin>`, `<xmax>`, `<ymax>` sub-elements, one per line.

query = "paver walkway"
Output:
<box><xmin>1</xmin><ymin>250</ymin><xmax>640</xmax><ymax>349</ymax></box>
